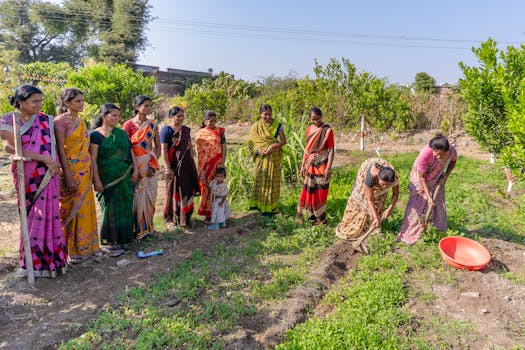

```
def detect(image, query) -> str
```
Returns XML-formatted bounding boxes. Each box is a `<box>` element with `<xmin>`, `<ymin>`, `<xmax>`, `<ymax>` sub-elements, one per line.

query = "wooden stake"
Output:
<box><xmin>12</xmin><ymin>111</ymin><xmax>35</xmax><ymax>284</ymax></box>
<box><xmin>359</xmin><ymin>116</ymin><xmax>365</xmax><ymax>151</ymax></box>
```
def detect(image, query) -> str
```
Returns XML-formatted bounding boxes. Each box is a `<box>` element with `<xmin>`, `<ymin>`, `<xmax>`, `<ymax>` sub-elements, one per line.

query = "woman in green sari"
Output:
<box><xmin>89</xmin><ymin>104</ymin><xmax>137</xmax><ymax>253</ymax></box>
<box><xmin>248</xmin><ymin>104</ymin><xmax>287</xmax><ymax>215</ymax></box>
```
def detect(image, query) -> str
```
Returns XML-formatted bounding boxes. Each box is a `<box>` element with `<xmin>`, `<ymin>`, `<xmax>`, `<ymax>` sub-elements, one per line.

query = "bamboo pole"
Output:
<box><xmin>12</xmin><ymin>111</ymin><xmax>35</xmax><ymax>284</ymax></box>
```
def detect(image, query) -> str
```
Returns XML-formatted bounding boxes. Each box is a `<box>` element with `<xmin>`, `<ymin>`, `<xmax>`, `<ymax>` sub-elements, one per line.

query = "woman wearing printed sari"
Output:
<box><xmin>161</xmin><ymin>106</ymin><xmax>200</xmax><ymax>228</ymax></box>
<box><xmin>55</xmin><ymin>88</ymin><xmax>99</xmax><ymax>263</ymax></box>
<box><xmin>0</xmin><ymin>85</ymin><xmax>67</xmax><ymax>278</ymax></box>
<box><xmin>122</xmin><ymin>96</ymin><xmax>160</xmax><ymax>240</ymax></box>
<box><xmin>397</xmin><ymin>135</ymin><xmax>457</xmax><ymax>245</ymax></box>
<box><xmin>195</xmin><ymin>110</ymin><xmax>226</xmax><ymax>223</ymax></box>
<box><xmin>248</xmin><ymin>104</ymin><xmax>287</xmax><ymax>215</ymax></box>
<box><xmin>90</xmin><ymin>104</ymin><xmax>137</xmax><ymax>252</ymax></box>
<box><xmin>297</xmin><ymin>107</ymin><xmax>335</xmax><ymax>225</ymax></box>
<box><xmin>336</xmin><ymin>158</ymin><xmax>399</xmax><ymax>241</ymax></box>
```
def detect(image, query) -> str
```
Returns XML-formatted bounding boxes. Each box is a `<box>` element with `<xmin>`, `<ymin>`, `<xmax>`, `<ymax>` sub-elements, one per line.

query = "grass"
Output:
<box><xmin>59</xmin><ymin>153</ymin><xmax>525</xmax><ymax>349</ymax></box>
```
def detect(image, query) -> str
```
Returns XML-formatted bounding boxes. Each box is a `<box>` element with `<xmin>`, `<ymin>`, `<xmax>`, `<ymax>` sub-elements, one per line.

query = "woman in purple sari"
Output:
<box><xmin>0</xmin><ymin>85</ymin><xmax>67</xmax><ymax>278</ymax></box>
<box><xmin>397</xmin><ymin>135</ymin><xmax>457</xmax><ymax>245</ymax></box>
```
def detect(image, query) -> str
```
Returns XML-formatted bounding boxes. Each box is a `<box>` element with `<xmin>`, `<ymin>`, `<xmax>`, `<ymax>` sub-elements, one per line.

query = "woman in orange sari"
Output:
<box><xmin>297</xmin><ymin>107</ymin><xmax>335</xmax><ymax>225</ymax></box>
<box><xmin>55</xmin><ymin>88</ymin><xmax>99</xmax><ymax>263</ymax></box>
<box><xmin>195</xmin><ymin>110</ymin><xmax>226</xmax><ymax>223</ymax></box>
<box><xmin>122</xmin><ymin>95</ymin><xmax>160</xmax><ymax>240</ymax></box>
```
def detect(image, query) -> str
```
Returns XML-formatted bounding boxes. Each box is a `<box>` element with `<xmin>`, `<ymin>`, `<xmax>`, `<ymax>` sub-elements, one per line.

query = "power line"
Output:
<box><xmin>4</xmin><ymin>9</ymin><xmax>524</xmax><ymax>46</ymax></box>
<box><xmin>2</xmin><ymin>10</ymin><xmax>524</xmax><ymax>50</ymax></box>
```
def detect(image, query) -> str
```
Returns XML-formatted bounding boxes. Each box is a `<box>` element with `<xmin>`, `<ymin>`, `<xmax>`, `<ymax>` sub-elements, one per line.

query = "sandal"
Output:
<box><xmin>69</xmin><ymin>257</ymin><xmax>83</xmax><ymax>264</ymax></box>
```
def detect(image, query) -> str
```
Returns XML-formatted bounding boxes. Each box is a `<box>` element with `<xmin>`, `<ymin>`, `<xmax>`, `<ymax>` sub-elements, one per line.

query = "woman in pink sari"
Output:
<box><xmin>195</xmin><ymin>110</ymin><xmax>226</xmax><ymax>223</ymax></box>
<box><xmin>0</xmin><ymin>85</ymin><xmax>67</xmax><ymax>278</ymax></box>
<box><xmin>397</xmin><ymin>135</ymin><xmax>457</xmax><ymax>245</ymax></box>
<box><xmin>122</xmin><ymin>96</ymin><xmax>160</xmax><ymax>240</ymax></box>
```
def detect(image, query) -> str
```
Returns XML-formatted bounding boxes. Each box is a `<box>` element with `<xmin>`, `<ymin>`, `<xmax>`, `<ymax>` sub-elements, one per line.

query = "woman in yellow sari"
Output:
<box><xmin>195</xmin><ymin>110</ymin><xmax>226</xmax><ymax>223</ymax></box>
<box><xmin>122</xmin><ymin>96</ymin><xmax>160</xmax><ymax>240</ymax></box>
<box><xmin>55</xmin><ymin>88</ymin><xmax>99</xmax><ymax>263</ymax></box>
<box><xmin>248</xmin><ymin>104</ymin><xmax>287</xmax><ymax>215</ymax></box>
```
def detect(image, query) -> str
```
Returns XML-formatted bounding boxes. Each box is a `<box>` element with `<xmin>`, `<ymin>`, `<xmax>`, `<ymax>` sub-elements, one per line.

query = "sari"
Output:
<box><xmin>123</xmin><ymin>119</ymin><xmax>159</xmax><ymax>240</ymax></box>
<box><xmin>248</xmin><ymin>118</ymin><xmax>283</xmax><ymax>214</ymax></box>
<box><xmin>162</xmin><ymin>125</ymin><xmax>200</xmax><ymax>227</ymax></box>
<box><xmin>0</xmin><ymin>112</ymin><xmax>67</xmax><ymax>276</ymax></box>
<box><xmin>397</xmin><ymin>145</ymin><xmax>457</xmax><ymax>245</ymax></box>
<box><xmin>297</xmin><ymin>124</ymin><xmax>334</xmax><ymax>223</ymax></box>
<box><xmin>336</xmin><ymin>158</ymin><xmax>397</xmax><ymax>240</ymax></box>
<box><xmin>55</xmin><ymin>114</ymin><xmax>99</xmax><ymax>260</ymax></box>
<box><xmin>195</xmin><ymin>126</ymin><xmax>225</xmax><ymax>219</ymax></box>
<box><xmin>91</xmin><ymin>128</ymin><xmax>134</xmax><ymax>245</ymax></box>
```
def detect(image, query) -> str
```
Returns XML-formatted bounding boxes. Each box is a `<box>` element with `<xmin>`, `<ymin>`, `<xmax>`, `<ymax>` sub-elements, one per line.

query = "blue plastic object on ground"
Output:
<box><xmin>136</xmin><ymin>250</ymin><xmax>166</xmax><ymax>259</ymax></box>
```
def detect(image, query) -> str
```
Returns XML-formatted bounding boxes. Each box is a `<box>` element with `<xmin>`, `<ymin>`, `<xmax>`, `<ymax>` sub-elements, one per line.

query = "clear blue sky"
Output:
<box><xmin>139</xmin><ymin>0</ymin><xmax>525</xmax><ymax>85</ymax></box>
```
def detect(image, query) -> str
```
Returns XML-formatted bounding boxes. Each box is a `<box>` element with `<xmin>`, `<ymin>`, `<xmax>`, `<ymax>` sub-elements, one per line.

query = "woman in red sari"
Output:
<box><xmin>297</xmin><ymin>107</ymin><xmax>335</xmax><ymax>225</ymax></box>
<box><xmin>122</xmin><ymin>95</ymin><xmax>160</xmax><ymax>240</ymax></box>
<box><xmin>195</xmin><ymin>110</ymin><xmax>226</xmax><ymax>223</ymax></box>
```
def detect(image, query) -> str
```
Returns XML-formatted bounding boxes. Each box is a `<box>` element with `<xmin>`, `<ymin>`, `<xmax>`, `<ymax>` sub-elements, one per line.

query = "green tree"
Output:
<box><xmin>0</xmin><ymin>0</ymin><xmax>152</xmax><ymax>66</ymax></box>
<box><xmin>460</xmin><ymin>38</ymin><xmax>525</xmax><ymax>178</ymax></box>
<box><xmin>96</xmin><ymin>0</ymin><xmax>152</xmax><ymax>64</ymax></box>
<box><xmin>459</xmin><ymin>39</ymin><xmax>513</xmax><ymax>155</ymax></box>
<box><xmin>67</xmin><ymin>63</ymin><xmax>155</xmax><ymax>119</ymax></box>
<box><xmin>413</xmin><ymin>72</ymin><xmax>436</xmax><ymax>95</ymax></box>
<box><xmin>184</xmin><ymin>72</ymin><xmax>260</xmax><ymax>121</ymax></box>
<box><xmin>0</xmin><ymin>0</ymin><xmax>86</xmax><ymax>66</ymax></box>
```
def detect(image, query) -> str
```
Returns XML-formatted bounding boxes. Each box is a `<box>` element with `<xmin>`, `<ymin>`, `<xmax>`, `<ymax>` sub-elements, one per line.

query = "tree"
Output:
<box><xmin>96</xmin><ymin>0</ymin><xmax>152</xmax><ymax>64</ymax></box>
<box><xmin>0</xmin><ymin>0</ymin><xmax>93</xmax><ymax>66</ymax></box>
<box><xmin>67</xmin><ymin>63</ymin><xmax>155</xmax><ymax>119</ymax></box>
<box><xmin>413</xmin><ymin>72</ymin><xmax>436</xmax><ymax>95</ymax></box>
<box><xmin>459</xmin><ymin>39</ymin><xmax>513</xmax><ymax>155</ymax></box>
<box><xmin>460</xmin><ymin>38</ymin><xmax>525</xmax><ymax>179</ymax></box>
<box><xmin>0</xmin><ymin>0</ymin><xmax>152</xmax><ymax>66</ymax></box>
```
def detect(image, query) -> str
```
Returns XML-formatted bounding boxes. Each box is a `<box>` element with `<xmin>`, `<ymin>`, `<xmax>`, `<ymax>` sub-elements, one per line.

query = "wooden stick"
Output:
<box><xmin>420</xmin><ymin>183</ymin><xmax>442</xmax><ymax>232</ymax></box>
<box><xmin>352</xmin><ymin>225</ymin><xmax>379</xmax><ymax>255</ymax></box>
<box><xmin>12</xmin><ymin>111</ymin><xmax>35</xmax><ymax>284</ymax></box>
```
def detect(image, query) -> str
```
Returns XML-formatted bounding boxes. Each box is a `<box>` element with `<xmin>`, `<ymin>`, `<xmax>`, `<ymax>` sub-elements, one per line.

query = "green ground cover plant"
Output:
<box><xmin>60</xmin><ymin>153</ymin><xmax>524</xmax><ymax>349</ymax></box>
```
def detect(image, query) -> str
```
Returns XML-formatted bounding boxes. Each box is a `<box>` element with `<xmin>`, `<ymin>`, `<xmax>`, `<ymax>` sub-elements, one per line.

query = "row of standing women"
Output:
<box><xmin>0</xmin><ymin>84</ymin><xmax>456</xmax><ymax>278</ymax></box>
<box><xmin>0</xmin><ymin>85</ymin><xmax>227</xmax><ymax>277</ymax></box>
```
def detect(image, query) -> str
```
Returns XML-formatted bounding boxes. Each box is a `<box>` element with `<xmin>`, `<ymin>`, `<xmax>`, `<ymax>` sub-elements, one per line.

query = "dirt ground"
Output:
<box><xmin>0</xmin><ymin>127</ymin><xmax>524</xmax><ymax>349</ymax></box>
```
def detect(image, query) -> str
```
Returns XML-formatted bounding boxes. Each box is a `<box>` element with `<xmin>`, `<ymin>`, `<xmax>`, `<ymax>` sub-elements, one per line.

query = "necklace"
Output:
<box><xmin>14</xmin><ymin>110</ymin><xmax>31</xmax><ymax>123</ymax></box>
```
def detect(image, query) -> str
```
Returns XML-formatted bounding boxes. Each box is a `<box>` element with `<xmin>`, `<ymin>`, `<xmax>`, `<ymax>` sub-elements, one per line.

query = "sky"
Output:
<box><xmin>137</xmin><ymin>0</ymin><xmax>525</xmax><ymax>85</ymax></box>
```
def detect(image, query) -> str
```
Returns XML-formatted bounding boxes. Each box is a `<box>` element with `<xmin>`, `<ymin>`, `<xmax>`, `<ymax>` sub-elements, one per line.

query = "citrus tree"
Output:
<box><xmin>459</xmin><ymin>39</ymin><xmax>525</xmax><ymax>179</ymax></box>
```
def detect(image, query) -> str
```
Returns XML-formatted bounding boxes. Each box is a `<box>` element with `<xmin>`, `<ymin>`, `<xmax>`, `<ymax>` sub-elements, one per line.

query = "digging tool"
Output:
<box><xmin>352</xmin><ymin>224</ymin><xmax>380</xmax><ymax>255</ymax></box>
<box><xmin>419</xmin><ymin>183</ymin><xmax>442</xmax><ymax>233</ymax></box>
<box><xmin>11</xmin><ymin>111</ymin><xmax>35</xmax><ymax>284</ymax></box>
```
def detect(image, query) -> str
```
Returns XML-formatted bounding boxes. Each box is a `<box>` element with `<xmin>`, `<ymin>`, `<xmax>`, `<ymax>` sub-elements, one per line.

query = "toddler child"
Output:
<box><xmin>205</xmin><ymin>167</ymin><xmax>232</xmax><ymax>230</ymax></box>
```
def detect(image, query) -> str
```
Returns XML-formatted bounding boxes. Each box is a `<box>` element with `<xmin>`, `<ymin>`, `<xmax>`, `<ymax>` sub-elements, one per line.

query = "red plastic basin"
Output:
<box><xmin>438</xmin><ymin>236</ymin><xmax>491</xmax><ymax>271</ymax></box>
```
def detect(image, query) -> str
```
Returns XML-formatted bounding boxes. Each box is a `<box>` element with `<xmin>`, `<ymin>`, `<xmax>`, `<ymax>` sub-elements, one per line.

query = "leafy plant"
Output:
<box><xmin>67</xmin><ymin>62</ymin><xmax>155</xmax><ymax>120</ymax></box>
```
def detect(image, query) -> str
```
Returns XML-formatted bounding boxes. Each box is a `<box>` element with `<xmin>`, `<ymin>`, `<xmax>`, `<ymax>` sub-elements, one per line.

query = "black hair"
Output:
<box><xmin>168</xmin><ymin>106</ymin><xmax>184</xmax><ymax>118</ymax></box>
<box><xmin>309</xmin><ymin>106</ymin><xmax>322</xmax><ymax>117</ymax></box>
<box><xmin>377</xmin><ymin>164</ymin><xmax>396</xmax><ymax>183</ymax></box>
<box><xmin>215</xmin><ymin>166</ymin><xmax>227</xmax><ymax>177</ymax></box>
<box><xmin>429</xmin><ymin>134</ymin><xmax>450</xmax><ymax>152</ymax></box>
<box><xmin>201</xmin><ymin>110</ymin><xmax>217</xmax><ymax>128</ymax></box>
<box><xmin>133</xmin><ymin>95</ymin><xmax>152</xmax><ymax>116</ymax></box>
<box><xmin>9</xmin><ymin>85</ymin><xmax>43</xmax><ymax>108</ymax></box>
<box><xmin>259</xmin><ymin>103</ymin><xmax>272</xmax><ymax>115</ymax></box>
<box><xmin>58</xmin><ymin>88</ymin><xmax>83</xmax><ymax>114</ymax></box>
<box><xmin>92</xmin><ymin>103</ymin><xmax>120</xmax><ymax>129</ymax></box>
